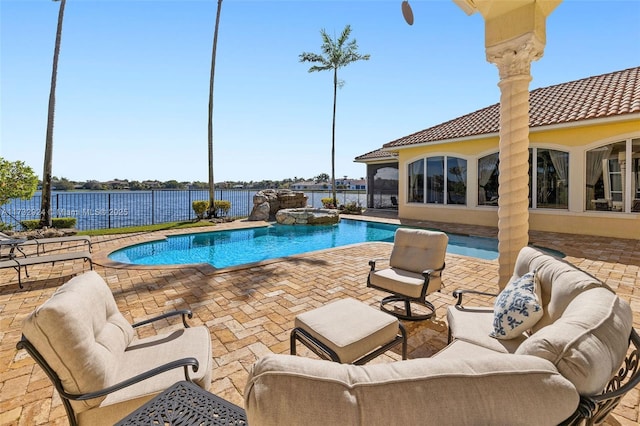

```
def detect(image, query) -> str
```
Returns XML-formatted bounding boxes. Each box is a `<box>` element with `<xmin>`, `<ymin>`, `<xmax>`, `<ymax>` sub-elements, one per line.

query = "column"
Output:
<box><xmin>486</xmin><ymin>33</ymin><xmax>545</xmax><ymax>289</ymax></box>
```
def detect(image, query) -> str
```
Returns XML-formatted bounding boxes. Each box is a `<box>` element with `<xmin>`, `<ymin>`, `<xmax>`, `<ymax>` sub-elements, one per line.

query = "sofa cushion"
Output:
<box><xmin>446</xmin><ymin>306</ymin><xmax>526</xmax><ymax>353</ymax></box>
<box><xmin>512</xmin><ymin>247</ymin><xmax>604</xmax><ymax>332</ymax></box>
<box><xmin>491</xmin><ymin>271</ymin><xmax>543</xmax><ymax>340</ymax></box>
<box><xmin>245</xmin><ymin>353</ymin><xmax>579</xmax><ymax>426</ymax></box>
<box><xmin>21</xmin><ymin>271</ymin><xmax>135</xmax><ymax>411</ymax></box>
<box><xmin>516</xmin><ymin>287</ymin><xmax>632</xmax><ymax>395</ymax></box>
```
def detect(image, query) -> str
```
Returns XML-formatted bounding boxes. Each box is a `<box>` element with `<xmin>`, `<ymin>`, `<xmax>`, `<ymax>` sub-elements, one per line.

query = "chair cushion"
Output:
<box><xmin>369</xmin><ymin>268</ymin><xmax>437</xmax><ymax>299</ymax></box>
<box><xmin>516</xmin><ymin>287</ymin><xmax>632</xmax><ymax>395</ymax></box>
<box><xmin>389</xmin><ymin>228</ymin><xmax>448</xmax><ymax>274</ymax></box>
<box><xmin>294</xmin><ymin>298</ymin><xmax>400</xmax><ymax>364</ymax></box>
<box><xmin>21</xmin><ymin>271</ymin><xmax>135</xmax><ymax>411</ymax></box>
<box><xmin>100</xmin><ymin>326</ymin><xmax>212</xmax><ymax>407</ymax></box>
<box><xmin>446</xmin><ymin>306</ymin><xmax>526</xmax><ymax>353</ymax></box>
<box><xmin>490</xmin><ymin>271</ymin><xmax>543</xmax><ymax>340</ymax></box>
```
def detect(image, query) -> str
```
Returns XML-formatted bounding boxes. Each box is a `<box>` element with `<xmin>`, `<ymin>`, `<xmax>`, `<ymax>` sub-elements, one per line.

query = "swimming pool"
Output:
<box><xmin>108</xmin><ymin>219</ymin><xmax>499</xmax><ymax>268</ymax></box>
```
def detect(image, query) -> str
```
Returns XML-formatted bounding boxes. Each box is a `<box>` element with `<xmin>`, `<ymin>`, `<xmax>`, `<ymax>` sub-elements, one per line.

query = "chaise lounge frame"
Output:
<box><xmin>0</xmin><ymin>251</ymin><xmax>93</xmax><ymax>289</ymax></box>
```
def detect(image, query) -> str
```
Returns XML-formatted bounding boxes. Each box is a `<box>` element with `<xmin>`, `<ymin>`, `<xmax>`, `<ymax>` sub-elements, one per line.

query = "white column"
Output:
<box><xmin>486</xmin><ymin>33</ymin><xmax>545</xmax><ymax>289</ymax></box>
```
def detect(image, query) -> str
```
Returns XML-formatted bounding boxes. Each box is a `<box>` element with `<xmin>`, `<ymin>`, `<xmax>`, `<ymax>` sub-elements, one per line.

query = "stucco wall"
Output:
<box><xmin>395</xmin><ymin>117</ymin><xmax>640</xmax><ymax>239</ymax></box>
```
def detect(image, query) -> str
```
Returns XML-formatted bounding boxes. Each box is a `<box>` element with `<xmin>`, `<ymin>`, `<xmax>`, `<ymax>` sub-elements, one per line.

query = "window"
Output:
<box><xmin>478</xmin><ymin>153</ymin><xmax>499</xmax><ymax>206</ymax></box>
<box><xmin>531</xmin><ymin>148</ymin><xmax>569</xmax><ymax>209</ymax></box>
<box><xmin>408</xmin><ymin>159</ymin><xmax>424</xmax><ymax>203</ymax></box>
<box><xmin>408</xmin><ymin>156</ymin><xmax>466</xmax><ymax>205</ymax></box>
<box><xmin>479</xmin><ymin>149</ymin><xmax>569</xmax><ymax>209</ymax></box>
<box><xmin>586</xmin><ymin>139</ymin><xmax>640</xmax><ymax>212</ymax></box>
<box><xmin>426</xmin><ymin>157</ymin><xmax>444</xmax><ymax>203</ymax></box>
<box><xmin>447</xmin><ymin>157</ymin><xmax>467</xmax><ymax>205</ymax></box>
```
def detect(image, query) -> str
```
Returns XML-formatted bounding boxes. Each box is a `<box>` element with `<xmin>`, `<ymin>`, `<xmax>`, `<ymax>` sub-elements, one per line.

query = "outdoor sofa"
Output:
<box><xmin>244</xmin><ymin>247</ymin><xmax>639</xmax><ymax>425</ymax></box>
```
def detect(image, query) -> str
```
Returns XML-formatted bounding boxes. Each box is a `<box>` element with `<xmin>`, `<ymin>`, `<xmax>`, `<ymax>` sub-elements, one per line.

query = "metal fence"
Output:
<box><xmin>1</xmin><ymin>189</ymin><xmax>367</xmax><ymax>231</ymax></box>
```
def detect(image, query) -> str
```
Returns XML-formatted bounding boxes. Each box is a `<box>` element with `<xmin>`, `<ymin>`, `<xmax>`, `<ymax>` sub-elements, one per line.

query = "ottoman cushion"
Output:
<box><xmin>295</xmin><ymin>298</ymin><xmax>400</xmax><ymax>364</ymax></box>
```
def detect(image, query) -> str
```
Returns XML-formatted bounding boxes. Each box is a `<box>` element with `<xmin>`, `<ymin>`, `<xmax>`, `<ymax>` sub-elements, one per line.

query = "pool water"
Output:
<box><xmin>109</xmin><ymin>219</ymin><xmax>499</xmax><ymax>268</ymax></box>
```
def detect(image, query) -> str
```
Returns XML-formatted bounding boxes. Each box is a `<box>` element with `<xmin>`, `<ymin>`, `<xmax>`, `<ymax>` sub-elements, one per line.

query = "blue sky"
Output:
<box><xmin>1</xmin><ymin>0</ymin><xmax>639</xmax><ymax>183</ymax></box>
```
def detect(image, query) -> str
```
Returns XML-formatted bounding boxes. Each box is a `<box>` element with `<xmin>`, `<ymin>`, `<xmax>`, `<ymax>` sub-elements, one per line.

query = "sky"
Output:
<box><xmin>1</xmin><ymin>0</ymin><xmax>639</xmax><ymax>184</ymax></box>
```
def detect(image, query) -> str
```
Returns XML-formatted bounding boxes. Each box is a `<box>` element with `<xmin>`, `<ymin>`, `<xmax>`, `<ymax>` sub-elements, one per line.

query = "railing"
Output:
<box><xmin>0</xmin><ymin>189</ymin><xmax>368</xmax><ymax>231</ymax></box>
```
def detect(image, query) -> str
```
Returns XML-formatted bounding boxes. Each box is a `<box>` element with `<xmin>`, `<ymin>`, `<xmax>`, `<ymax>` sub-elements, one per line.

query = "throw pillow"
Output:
<box><xmin>490</xmin><ymin>271</ymin><xmax>543</xmax><ymax>340</ymax></box>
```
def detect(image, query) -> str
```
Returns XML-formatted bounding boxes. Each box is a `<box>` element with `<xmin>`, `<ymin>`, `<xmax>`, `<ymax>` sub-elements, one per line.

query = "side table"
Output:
<box><xmin>115</xmin><ymin>380</ymin><xmax>248</xmax><ymax>425</ymax></box>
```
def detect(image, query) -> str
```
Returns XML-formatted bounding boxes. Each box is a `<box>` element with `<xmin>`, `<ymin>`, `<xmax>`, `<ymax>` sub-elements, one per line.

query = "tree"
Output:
<box><xmin>0</xmin><ymin>158</ymin><xmax>39</xmax><ymax>207</ymax></box>
<box><xmin>40</xmin><ymin>0</ymin><xmax>67</xmax><ymax>228</ymax></box>
<box><xmin>207</xmin><ymin>0</ymin><xmax>223</xmax><ymax>218</ymax></box>
<box><xmin>315</xmin><ymin>173</ymin><xmax>330</xmax><ymax>183</ymax></box>
<box><xmin>299</xmin><ymin>25</ymin><xmax>370</xmax><ymax>206</ymax></box>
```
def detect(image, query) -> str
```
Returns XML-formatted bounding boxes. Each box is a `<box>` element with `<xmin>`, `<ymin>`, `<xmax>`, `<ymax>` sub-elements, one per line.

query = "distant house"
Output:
<box><xmin>355</xmin><ymin>67</ymin><xmax>640</xmax><ymax>239</ymax></box>
<box><xmin>335</xmin><ymin>178</ymin><xmax>367</xmax><ymax>191</ymax></box>
<box><xmin>291</xmin><ymin>179</ymin><xmax>366</xmax><ymax>191</ymax></box>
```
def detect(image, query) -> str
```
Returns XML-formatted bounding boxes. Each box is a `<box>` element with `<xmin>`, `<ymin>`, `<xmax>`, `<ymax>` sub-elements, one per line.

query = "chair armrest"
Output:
<box><xmin>562</xmin><ymin>328</ymin><xmax>640</xmax><ymax>425</ymax></box>
<box><xmin>368</xmin><ymin>258</ymin><xmax>389</xmax><ymax>271</ymax></box>
<box><xmin>422</xmin><ymin>263</ymin><xmax>445</xmax><ymax>278</ymax></box>
<box><xmin>132</xmin><ymin>309</ymin><xmax>193</xmax><ymax>329</ymax></box>
<box><xmin>66</xmin><ymin>357</ymin><xmax>199</xmax><ymax>401</ymax></box>
<box><xmin>16</xmin><ymin>336</ymin><xmax>199</xmax><ymax>403</ymax></box>
<box><xmin>452</xmin><ymin>289</ymin><xmax>499</xmax><ymax>307</ymax></box>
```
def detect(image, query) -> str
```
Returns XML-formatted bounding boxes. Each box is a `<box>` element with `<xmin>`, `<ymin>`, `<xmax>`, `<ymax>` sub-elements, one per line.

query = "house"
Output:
<box><xmin>355</xmin><ymin>67</ymin><xmax>640</xmax><ymax>239</ymax></box>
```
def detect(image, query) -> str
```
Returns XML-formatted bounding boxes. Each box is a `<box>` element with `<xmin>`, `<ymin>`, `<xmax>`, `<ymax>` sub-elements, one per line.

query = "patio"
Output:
<box><xmin>1</xmin><ymin>212</ymin><xmax>639</xmax><ymax>425</ymax></box>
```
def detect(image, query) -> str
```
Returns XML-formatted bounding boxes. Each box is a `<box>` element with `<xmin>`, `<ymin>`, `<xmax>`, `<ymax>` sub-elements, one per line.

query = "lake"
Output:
<box><xmin>1</xmin><ymin>189</ymin><xmax>368</xmax><ymax>230</ymax></box>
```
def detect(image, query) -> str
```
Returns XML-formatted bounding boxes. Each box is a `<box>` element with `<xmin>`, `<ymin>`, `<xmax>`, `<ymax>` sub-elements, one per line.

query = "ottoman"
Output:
<box><xmin>290</xmin><ymin>298</ymin><xmax>407</xmax><ymax>365</ymax></box>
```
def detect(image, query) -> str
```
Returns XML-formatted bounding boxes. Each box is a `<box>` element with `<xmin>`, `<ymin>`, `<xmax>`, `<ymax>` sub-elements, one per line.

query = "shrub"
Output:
<box><xmin>341</xmin><ymin>201</ymin><xmax>364</xmax><ymax>214</ymax></box>
<box><xmin>21</xmin><ymin>217</ymin><xmax>77</xmax><ymax>230</ymax></box>
<box><xmin>192</xmin><ymin>200</ymin><xmax>209</xmax><ymax>220</ymax></box>
<box><xmin>213</xmin><ymin>200</ymin><xmax>231</xmax><ymax>217</ymax></box>
<box><xmin>321</xmin><ymin>197</ymin><xmax>336</xmax><ymax>209</ymax></box>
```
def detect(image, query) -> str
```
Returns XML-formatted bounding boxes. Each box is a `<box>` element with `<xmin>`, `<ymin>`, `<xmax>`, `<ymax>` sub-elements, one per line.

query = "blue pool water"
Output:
<box><xmin>109</xmin><ymin>219</ymin><xmax>499</xmax><ymax>268</ymax></box>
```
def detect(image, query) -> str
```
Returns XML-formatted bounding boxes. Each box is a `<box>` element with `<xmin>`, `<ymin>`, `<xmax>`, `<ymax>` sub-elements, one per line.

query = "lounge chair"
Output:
<box><xmin>0</xmin><ymin>251</ymin><xmax>93</xmax><ymax>289</ymax></box>
<box><xmin>0</xmin><ymin>231</ymin><xmax>92</xmax><ymax>255</ymax></box>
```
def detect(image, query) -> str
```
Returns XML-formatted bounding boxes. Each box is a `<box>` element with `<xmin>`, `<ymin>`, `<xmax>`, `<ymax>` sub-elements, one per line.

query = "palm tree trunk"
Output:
<box><xmin>208</xmin><ymin>0</ymin><xmax>223</xmax><ymax>218</ymax></box>
<box><xmin>40</xmin><ymin>0</ymin><xmax>66</xmax><ymax>228</ymax></box>
<box><xmin>331</xmin><ymin>67</ymin><xmax>338</xmax><ymax>206</ymax></box>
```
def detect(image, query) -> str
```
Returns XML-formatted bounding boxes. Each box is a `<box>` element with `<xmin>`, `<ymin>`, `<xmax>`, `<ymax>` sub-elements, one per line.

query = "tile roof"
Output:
<box><xmin>355</xmin><ymin>66</ymin><xmax>639</xmax><ymax>161</ymax></box>
<box><xmin>354</xmin><ymin>148</ymin><xmax>398</xmax><ymax>162</ymax></box>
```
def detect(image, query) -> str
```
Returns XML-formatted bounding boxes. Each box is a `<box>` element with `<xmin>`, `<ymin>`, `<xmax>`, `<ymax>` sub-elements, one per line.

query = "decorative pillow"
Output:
<box><xmin>490</xmin><ymin>271</ymin><xmax>543</xmax><ymax>340</ymax></box>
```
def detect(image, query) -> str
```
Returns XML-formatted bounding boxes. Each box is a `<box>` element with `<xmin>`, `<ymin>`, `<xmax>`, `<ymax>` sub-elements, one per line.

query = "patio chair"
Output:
<box><xmin>16</xmin><ymin>271</ymin><xmax>212</xmax><ymax>426</ymax></box>
<box><xmin>367</xmin><ymin>228</ymin><xmax>448</xmax><ymax>320</ymax></box>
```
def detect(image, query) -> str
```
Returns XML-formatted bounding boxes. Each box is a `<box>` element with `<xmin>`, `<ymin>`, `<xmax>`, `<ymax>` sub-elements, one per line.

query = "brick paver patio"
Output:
<box><xmin>1</xmin><ymin>212</ymin><xmax>638</xmax><ymax>425</ymax></box>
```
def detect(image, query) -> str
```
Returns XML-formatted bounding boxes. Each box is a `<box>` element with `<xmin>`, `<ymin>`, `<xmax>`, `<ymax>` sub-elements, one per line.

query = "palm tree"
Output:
<box><xmin>40</xmin><ymin>0</ymin><xmax>66</xmax><ymax>228</ymax></box>
<box><xmin>299</xmin><ymin>25</ymin><xmax>370</xmax><ymax>207</ymax></box>
<box><xmin>207</xmin><ymin>0</ymin><xmax>223</xmax><ymax>219</ymax></box>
